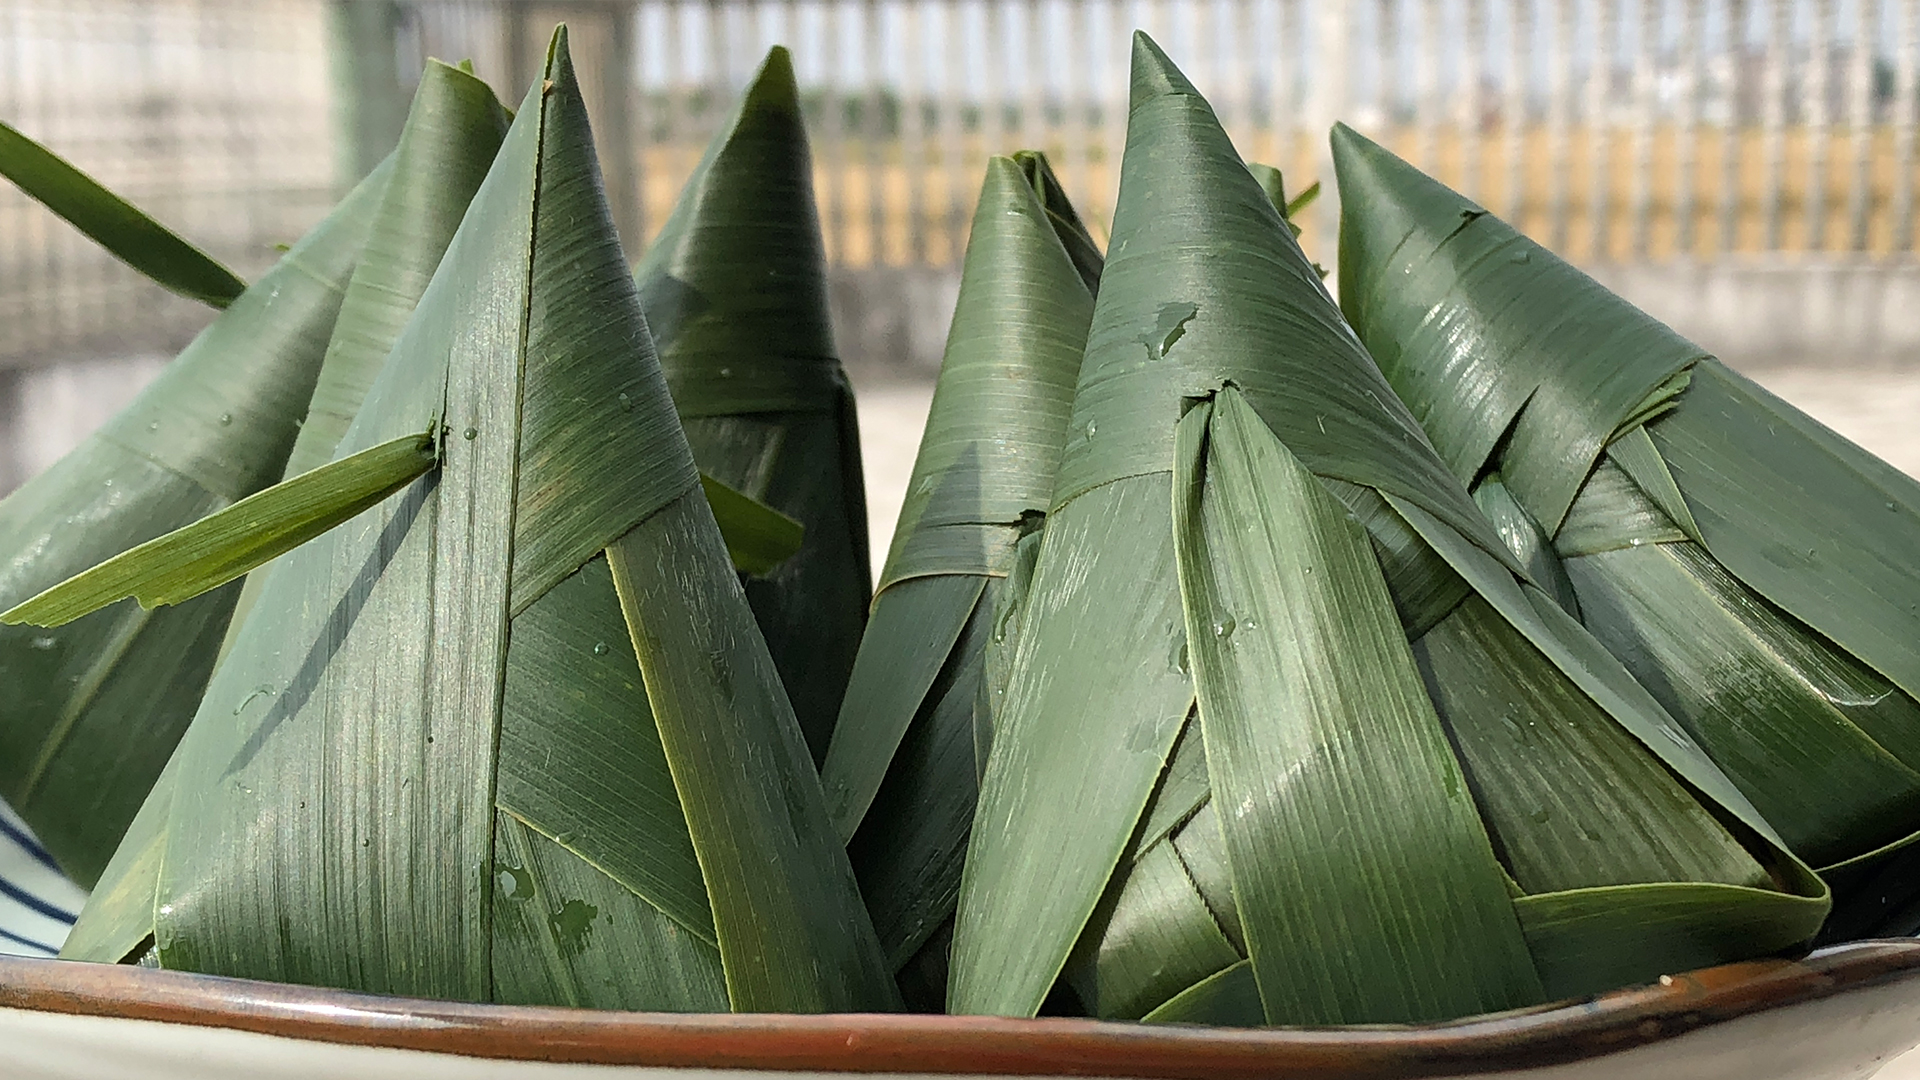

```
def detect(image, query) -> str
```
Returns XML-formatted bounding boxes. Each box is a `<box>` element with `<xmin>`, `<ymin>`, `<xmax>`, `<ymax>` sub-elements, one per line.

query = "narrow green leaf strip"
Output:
<box><xmin>1</xmin><ymin>432</ymin><xmax>438</xmax><ymax>627</ymax></box>
<box><xmin>607</xmin><ymin>490</ymin><xmax>900</xmax><ymax>1013</ymax></box>
<box><xmin>1173</xmin><ymin>388</ymin><xmax>1542</xmax><ymax>1025</ymax></box>
<box><xmin>0</xmin><ymin>120</ymin><xmax>246</xmax><ymax>307</ymax></box>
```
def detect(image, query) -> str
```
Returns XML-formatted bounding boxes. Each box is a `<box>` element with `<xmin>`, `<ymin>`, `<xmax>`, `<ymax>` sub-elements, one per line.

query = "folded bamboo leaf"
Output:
<box><xmin>0</xmin><ymin>161</ymin><xmax>386</xmax><ymax>888</ymax></box>
<box><xmin>0</xmin><ymin>119</ymin><xmax>245</xmax><ymax>307</ymax></box>
<box><xmin>1141</xmin><ymin>961</ymin><xmax>1262</xmax><ymax>1026</ymax></box>
<box><xmin>1172</xmin><ymin>388</ymin><xmax>1542</xmax><ymax>1023</ymax></box>
<box><xmin>11</xmin><ymin>443</ymin><xmax>797</xmax><ymax>632</ymax></box>
<box><xmin>634</xmin><ymin>47</ymin><xmax>868</xmax><ymax>764</ymax></box>
<box><xmin>68</xmin><ymin>28</ymin><xmax>897</xmax><ymax>1014</ymax></box>
<box><xmin>59</xmin><ymin>744</ymin><xmax>179</xmax><ymax>963</ymax></box>
<box><xmin>700</xmin><ymin>472</ymin><xmax>805</xmax><ymax>575</ymax></box>
<box><xmin>1065</xmin><ymin>829</ymin><xmax>1243</xmax><ymax>1021</ymax></box>
<box><xmin>1244</xmin><ymin>163</ymin><xmax>1305</xmax><ymax>236</ymax></box>
<box><xmin>1</xmin><ymin>433</ymin><xmax>438</xmax><ymax>627</ymax></box>
<box><xmin>954</xmin><ymin>36</ymin><xmax>1825</xmax><ymax>1025</ymax></box>
<box><xmin>1014</xmin><ymin>150</ymin><xmax>1104</xmax><ymax>292</ymax></box>
<box><xmin>1285</xmin><ymin>179</ymin><xmax>1322</xmax><ymax>219</ymax></box>
<box><xmin>215</xmin><ymin>62</ymin><xmax>511</xmax><ymax>659</ymax></box>
<box><xmin>817</xmin><ymin>153</ymin><xmax>1098</xmax><ymax>1005</ymax></box>
<box><xmin>1333</xmin><ymin>126</ymin><xmax>1920</xmax><ymax>908</ymax></box>
<box><xmin>285</xmin><ymin>61</ymin><xmax>511</xmax><ymax>480</ymax></box>
<box><xmin>976</xmin><ymin>526</ymin><xmax>1046</xmax><ymax>780</ymax></box>
<box><xmin>955</xmin><ymin>35</ymin><xmax>1505</xmax><ymax>1019</ymax></box>
<box><xmin>824</xmin><ymin>153</ymin><xmax>1095</xmax><ymax>835</ymax></box>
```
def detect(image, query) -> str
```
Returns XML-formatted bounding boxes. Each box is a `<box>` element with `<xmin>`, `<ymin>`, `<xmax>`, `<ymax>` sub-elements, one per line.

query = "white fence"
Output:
<box><xmin>2</xmin><ymin>0</ymin><xmax>1918</xmax><ymax>370</ymax></box>
<box><xmin>394</xmin><ymin>0</ymin><xmax>1920</xmax><ymax>269</ymax></box>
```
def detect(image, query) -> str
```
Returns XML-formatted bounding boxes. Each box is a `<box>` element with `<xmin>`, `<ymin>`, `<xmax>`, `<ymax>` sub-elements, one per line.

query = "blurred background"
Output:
<box><xmin>3</xmin><ymin>0</ymin><xmax>1920</xmax><ymax>565</ymax></box>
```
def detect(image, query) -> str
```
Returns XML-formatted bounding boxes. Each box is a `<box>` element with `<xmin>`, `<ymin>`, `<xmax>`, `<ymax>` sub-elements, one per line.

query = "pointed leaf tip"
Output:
<box><xmin>1130</xmin><ymin>31</ymin><xmax>1198</xmax><ymax>110</ymax></box>
<box><xmin>745</xmin><ymin>46</ymin><xmax>801</xmax><ymax>116</ymax></box>
<box><xmin>1328</xmin><ymin>122</ymin><xmax>1424</xmax><ymax>203</ymax></box>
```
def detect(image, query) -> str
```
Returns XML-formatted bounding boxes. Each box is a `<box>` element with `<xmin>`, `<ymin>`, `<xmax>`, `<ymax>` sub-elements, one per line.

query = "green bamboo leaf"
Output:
<box><xmin>824</xmin><ymin>154</ymin><xmax>1096</xmax><ymax>836</ymax></box>
<box><xmin>959</xmin><ymin>36</ymin><xmax>1824</xmax><ymax>1025</ymax></box>
<box><xmin>490</xmin><ymin>809</ymin><xmax>726</xmax><ymax>1010</ymax></box>
<box><xmin>635</xmin><ymin>46</ymin><xmax>868</xmax><ymax>764</ymax></box>
<box><xmin>954</xmin><ymin>34</ymin><xmax>1507</xmax><ymax>1020</ymax></box>
<box><xmin>1512</xmin><ymin>876</ymin><xmax>1829</xmax><ymax>1002</ymax></box>
<box><xmin>1013</xmin><ymin>150</ymin><xmax>1103</xmax><ymax>291</ymax></box>
<box><xmin>1173</xmin><ymin>388</ymin><xmax>1541</xmax><ymax>1024</ymax></box>
<box><xmin>0</xmin><ymin>433</ymin><xmax>438</xmax><ymax>627</ymax></box>
<box><xmin>609</xmin><ymin>496</ymin><xmax>900</xmax><ymax>1012</ymax></box>
<box><xmin>74</xmin><ymin>27</ymin><xmax>895</xmax><ymax>1013</ymax></box>
<box><xmin>0</xmin><ymin>119</ymin><xmax>245</xmax><ymax>307</ymax></box>
<box><xmin>284</xmin><ymin>60</ymin><xmax>510</xmax><ymax>479</ymax></box>
<box><xmin>700</xmin><ymin>472</ymin><xmax>805</xmax><ymax>576</ymax></box>
<box><xmin>7</xmin><ymin>447</ymin><xmax>795</xmax><ymax>634</ymax></box>
<box><xmin>1246</xmin><ymin>164</ymin><xmax>1315</xmax><ymax>238</ymax></box>
<box><xmin>0</xmin><ymin>160</ymin><xmax>386</xmax><ymax>887</ymax></box>
<box><xmin>976</xmin><ymin>526</ymin><xmax>1046</xmax><ymax>779</ymax></box>
<box><xmin>817</xmin><ymin>153</ymin><xmax>1098</xmax><ymax>1004</ymax></box>
<box><xmin>1333</xmin><ymin>125</ymin><xmax>1920</xmax><ymax>902</ymax></box>
<box><xmin>1473</xmin><ymin>474</ymin><xmax>1581</xmax><ymax>615</ymax></box>
<box><xmin>1285</xmin><ymin>179</ymin><xmax>1322</xmax><ymax>219</ymax></box>
<box><xmin>58</xmin><ymin>743</ymin><xmax>180</xmax><ymax>963</ymax></box>
<box><xmin>1141</xmin><ymin>960</ymin><xmax>1262</xmax><ymax>1026</ymax></box>
<box><xmin>844</xmin><ymin>581</ymin><xmax>994</xmax><ymax>970</ymax></box>
<box><xmin>1332</xmin><ymin>124</ymin><xmax>1701</xmax><ymax>534</ymax></box>
<box><xmin>1064</xmin><ymin>833</ymin><xmax>1242</xmax><ymax>1021</ymax></box>
<box><xmin>212</xmin><ymin>60</ymin><xmax>510</xmax><ymax>662</ymax></box>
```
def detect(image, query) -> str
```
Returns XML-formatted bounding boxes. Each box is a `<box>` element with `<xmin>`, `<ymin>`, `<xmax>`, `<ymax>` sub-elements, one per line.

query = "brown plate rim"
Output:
<box><xmin>2</xmin><ymin>942</ymin><xmax>1918</xmax><ymax>1078</ymax></box>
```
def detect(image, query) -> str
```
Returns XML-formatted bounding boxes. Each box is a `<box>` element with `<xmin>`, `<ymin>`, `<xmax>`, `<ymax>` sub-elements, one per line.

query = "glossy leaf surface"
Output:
<box><xmin>0</xmin><ymin>163</ymin><xmax>385</xmax><ymax>886</ymax></box>
<box><xmin>635</xmin><ymin>47</ymin><xmax>867</xmax><ymax>763</ymax></box>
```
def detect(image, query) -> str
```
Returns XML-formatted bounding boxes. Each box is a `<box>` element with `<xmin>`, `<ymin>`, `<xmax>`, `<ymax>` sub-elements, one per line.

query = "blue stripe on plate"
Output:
<box><xmin>0</xmin><ymin>923</ymin><xmax>59</xmax><ymax>956</ymax></box>
<box><xmin>0</xmin><ymin>813</ymin><xmax>61</xmax><ymax>875</ymax></box>
<box><xmin>0</xmin><ymin>870</ymin><xmax>78</xmax><ymax>924</ymax></box>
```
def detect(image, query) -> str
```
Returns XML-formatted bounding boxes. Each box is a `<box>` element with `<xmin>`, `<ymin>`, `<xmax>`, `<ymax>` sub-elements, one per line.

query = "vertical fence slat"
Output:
<box><xmin>1844</xmin><ymin>0</ymin><xmax>1875</xmax><ymax>251</ymax></box>
<box><xmin>1587</xmin><ymin>0</ymin><xmax>1613</xmax><ymax>259</ymax></box>
<box><xmin>1897</xmin><ymin>0</ymin><xmax>1920</xmax><ymax>250</ymax></box>
<box><xmin>1236</xmin><ymin>0</ymin><xmax>1259</xmax><ymax>164</ymax></box>
<box><xmin>1761</xmin><ymin>0</ymin><xmax>1788</xmax><ymax>249</ymax></box>
<box><xmin>1675</xmin><ymin>0</ymin><xmax>1702</xmax><ymax>256</ymax></box>
<box><xmin>820</xmin><ymin>0</ymin><xmax>849</xmax><ymax>263</ymax></box>
<box><xmin>1021</xmin><ymin>0</ymin><xmax>1046</xmax><ymax>153</ymax></box>
<box><xmin>1458</xmin><ymin>0</ymin><xmax>1484</xmax><ymax>201</ymax></box>
<box><xmin>1807</xmin><ymin>0</ymin><xmax>1833</xmax><ymax>250</ymax></box>
<box><xmin>1312</xmin><ymin>0</ymin><xmax>1350</xmax><ymax>276</ymax></box>
<box><xmin>1504</xmin><ymin>0</ymin><xmax>1528</xmax><ymax>223</ymax></box>
<box><xmin>863</xmin><ymin>0</ymin><xmax>888</xmax><ymax>264</ymax></box>
<box><xmin>1629</xmin><ymin>0</ymin><xmax>1657</xmax><ymax>258</ymax></box>
<box><xmin>939</xmin><ymin>0</ymin><xmax>967</xmax><ymax>258</ymax></box>
<box><xmin>1371</xmin><ymin>0</ymin><xmax>1391</xmax><ymax>142</ymax></box>
<box><xmin>1716</xmin><ymin>0</ymin><xmax>1746</xmax><ymax>254</ymax></box>
<box><xmin>1546</xmin><ymin>0</ymin><xmax>1572</xmax><ymax>249</ymax></box>
<box><xmin>902</xmin><ymin>0</ymin><xmax>929</xmax><ymax>264</ymax></box>
<box><xmin>1414</xmin><ymin>0</ymin><xmax>1439</xmax><ymax>172</ymax></box>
